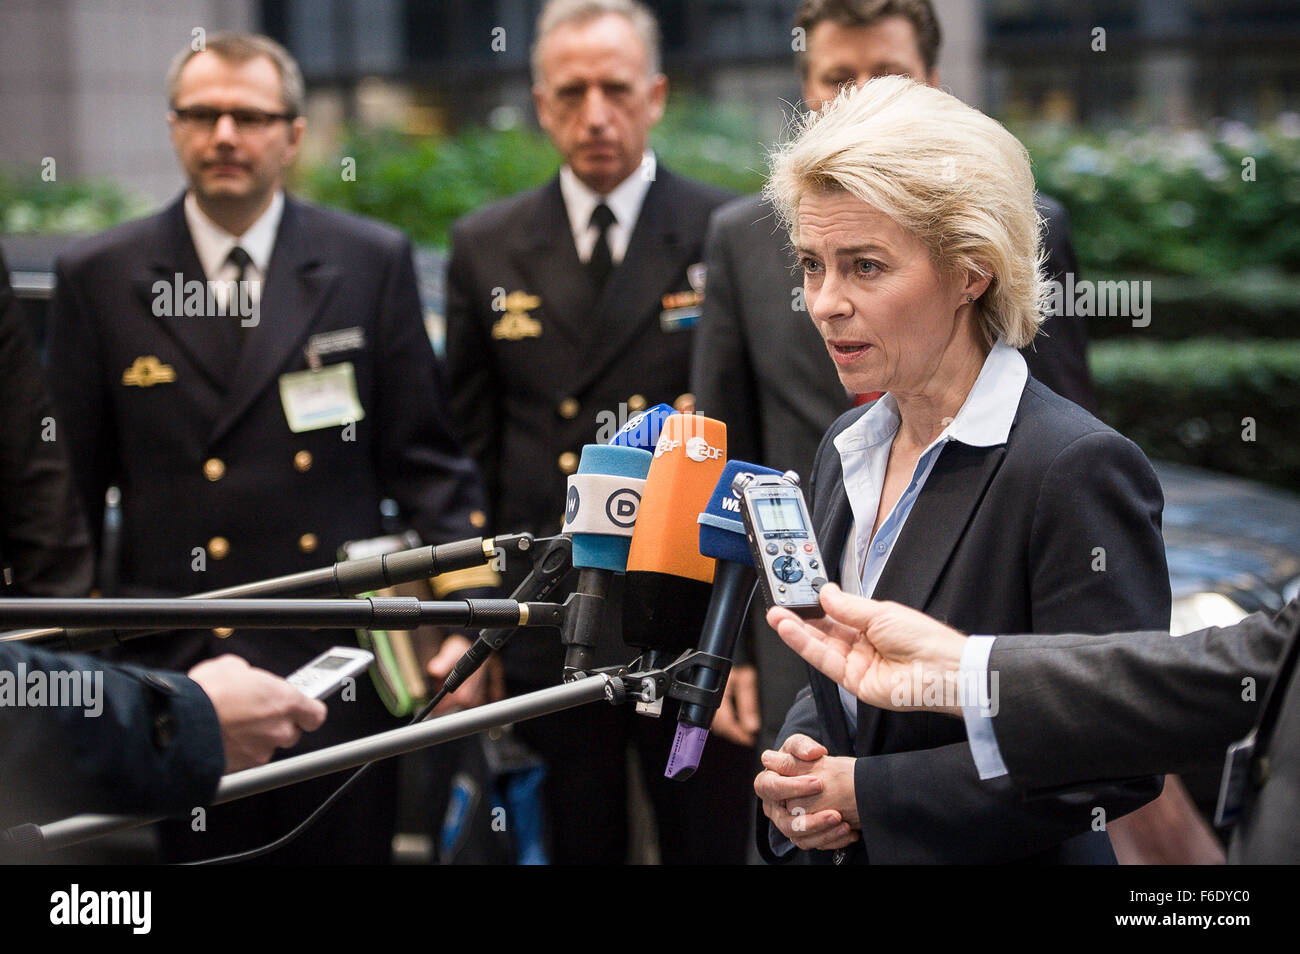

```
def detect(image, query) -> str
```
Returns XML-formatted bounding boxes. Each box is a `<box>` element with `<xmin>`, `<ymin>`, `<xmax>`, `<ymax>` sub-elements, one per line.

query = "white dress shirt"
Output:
<box><xmin>833</xmin><ymin>341</ymin><xmax>1029</xmax><ymax>732</ymax></box>
<box><xmin>960</xmin><ymin>635</ymin><xmax>1009</xmax><ymax>778</ymax></box>
<box><xmin>558</xmin><ymin>153</ymin><xmax>655</xmax><ymax>265</ymax></box>
<box><xmin>184</xmin><ymin>190</ymin><xmax>283</xmax><ymax>308</ymax></box>
<box><xmin>769</xmin><ymin>341</ymin><xmax>1027</xmax><ymax>857</ymax></box>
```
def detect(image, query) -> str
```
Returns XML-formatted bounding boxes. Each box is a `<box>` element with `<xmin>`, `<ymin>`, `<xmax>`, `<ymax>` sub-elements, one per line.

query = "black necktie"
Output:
<box><xmin>227</xmin><ymin>245</ymin><xmax>252</xmax><ymax>312</ymax></box>
<box><xmin>222</xmin><ymin>245</ymin><xmax>253</xmax><ymax>372</ymax></box>
<box><xmin>587</xmin><ymin>203</ymin><xmax>615</xmax><ymax>293</ymax></box>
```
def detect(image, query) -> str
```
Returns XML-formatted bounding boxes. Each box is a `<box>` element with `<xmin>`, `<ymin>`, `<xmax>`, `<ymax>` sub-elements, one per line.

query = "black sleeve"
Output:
<box><xmin>443</xmin><ymin>224</ymin><xmax>504</xmax><ymax>527</ymax></box>
<box><xmin>0</xmin><ymin>250</ymin><xmax>95</xmax><ymax>597</ymax></box>
<box><xmin>46</xmin><ymin>251</ymin><xmax>118</xmax><ymax>568</ymax></box>
<box><xmin>690</xmin><ymin>209</ymin><xmax>762</xmax><ymax>465</ymax></box>
<box><xmin>0</xmin><ymin>643</ymin><xmax>224</xmax><ymax>829</ymax></box>
<box><xmin>992</xmin><ymin>599</ymin><xmax>1297</xmax><ymax>790</ymax></box>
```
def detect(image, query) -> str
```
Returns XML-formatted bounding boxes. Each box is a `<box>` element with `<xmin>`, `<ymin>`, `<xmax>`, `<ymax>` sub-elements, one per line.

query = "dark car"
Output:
<box><xmin>1161</xmin><ymin>460</ymin><xmax>1300</xmax><ymax>632</ymax></box>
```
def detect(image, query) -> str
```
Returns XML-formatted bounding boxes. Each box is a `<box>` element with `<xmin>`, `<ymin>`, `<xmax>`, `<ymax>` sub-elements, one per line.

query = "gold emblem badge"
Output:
<box><xmin>491</xmin><ymin>291</ymin><xmax>544</xmax><ymax>341</ymax></box>
<box><xmin>122</xmin><ymin>355</ymin><xmax>177</xmax><ymax>388</ymax></box>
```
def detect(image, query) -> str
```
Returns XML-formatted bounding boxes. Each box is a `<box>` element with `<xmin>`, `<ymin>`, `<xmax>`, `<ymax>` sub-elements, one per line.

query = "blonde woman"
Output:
<box><xmin>753</xmin><ymin>76</ymin><xmax>1169</xmax><ymax>864</ymax></box>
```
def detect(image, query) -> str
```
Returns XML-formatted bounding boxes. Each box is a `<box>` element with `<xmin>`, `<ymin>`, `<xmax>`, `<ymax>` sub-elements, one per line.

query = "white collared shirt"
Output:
<box><xmin>558</xmin><ymin>153</ymin><xmax>655</xmax><ymax>265</ymax></box>
<box><xmin>833</xmin><ymin>341</ymin><xmax>1029</xmax><ymax>731</ymax></box>
<box><xmin>183</xmin><ymin>190</ymin><xmax>284</xmax><ymax>307</ymax></box>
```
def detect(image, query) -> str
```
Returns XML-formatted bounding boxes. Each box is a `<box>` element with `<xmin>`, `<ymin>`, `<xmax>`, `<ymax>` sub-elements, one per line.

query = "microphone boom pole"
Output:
<box><xmin>7</xmin><ymin>675</ymin><xmax>616</xmax><ymax>855</ymax></box>
<box><xmin>0</xmin><ymin>597</ymin><xmax>564</xmax><ymax>633</ymax></box>
<box><xmin>0</xmin><ymin>533</ymin><xmax>536</xmax><ymax>651</ymax></box>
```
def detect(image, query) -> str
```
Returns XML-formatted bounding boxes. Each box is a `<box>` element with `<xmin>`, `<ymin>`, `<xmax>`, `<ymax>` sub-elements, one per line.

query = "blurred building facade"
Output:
<box><xmin>1</xmin><ymin>0</ymin><xmax>1298</xmax><ymax>203</ymax></box>
<box><xmin>0</xmin><ymin>0</ymin><xmax>256</xmax><ymax>202</ymax></box>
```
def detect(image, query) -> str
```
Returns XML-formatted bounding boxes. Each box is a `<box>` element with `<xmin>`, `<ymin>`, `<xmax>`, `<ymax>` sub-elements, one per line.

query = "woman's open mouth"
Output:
<box><xmin>828</xmin><ymin>340</ymin><xmax>870</xmax><ymax>365</ymax></box>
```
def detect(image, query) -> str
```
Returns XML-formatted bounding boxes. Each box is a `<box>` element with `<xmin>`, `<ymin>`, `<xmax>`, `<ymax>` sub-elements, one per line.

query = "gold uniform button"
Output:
<box><xmin>469</xmin><ymin>510</ymin><xmax>487</xmax><ymax>529</ymax></box>
<box><xmin>558</xmin><ymin>397</ymin><xmax>580</xmax><ymax>420</ymax></box>
<box><xmin>627</xmin><ymin>394</ymin><xmax>647</xmax><ymax>413</ymax></box>
<box><xmin>203</xmin><ymin>458</ymin><xmax>225</xmax><ymax>481</ymax></box>
<box><xmin>558</xmin><ymin>451</ymin><xmax>578</xmax><ymax>474</ymax></box>
<box><xmin>293</xmin><ymin>450</ymin><xmax>313</xmax><ymax>472</ymax></box>
<box><xmin>208</xmin><ymin>537</ymin><xmax>230</xmax><ymax>560</ymax></box>
<box><xmin>299</xmin><ymin>533</ymin><xmax>318</xmax><ymax>554</ymax></box>
<box><xmin>213</xmin><ymin>627</ymin><xmax>233</xmax><ymax>639</ymax></box>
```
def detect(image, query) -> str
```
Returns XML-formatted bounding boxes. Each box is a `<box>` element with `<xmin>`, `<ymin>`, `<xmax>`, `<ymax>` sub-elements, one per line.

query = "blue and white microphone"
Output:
<box><xmin>559</xmin><ymin>442</ymin><xmax>653</xmax><ymax>678</ymax></box>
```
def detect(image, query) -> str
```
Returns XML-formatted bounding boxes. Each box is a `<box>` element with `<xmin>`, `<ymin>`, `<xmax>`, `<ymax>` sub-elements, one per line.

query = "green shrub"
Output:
<box><xmin>1022</xmin><ymin>119</ymin><xmax>1300</xmax><ymax>278</ymax></box>
<box><xmin>1091</xmin><ymin>338</ymin><xmax>1300</xmax><ymax>492</ymax></box>
<box><xmin>8</xmin><ymin>106</ymin><xmax>1297</xmax><ymax>288</ymax></box>
<box><xmin>0</xmin><ymin>170</ymin><xmax>149</xmax><ymax>234</ymax></box>
<box><xmin>296</xmin><ymin>125</ymin><xmax>560</xmax><ymax>248</ymax></box>
<box><xmin>1085</xmin><ymin>272</ymin><xmax>1300</xmax><ymax>341</ymax></box>
<box><xmin>297</xmin><ymin>98</ymin><xmax>768</xmax><ymax>248</ymax></box>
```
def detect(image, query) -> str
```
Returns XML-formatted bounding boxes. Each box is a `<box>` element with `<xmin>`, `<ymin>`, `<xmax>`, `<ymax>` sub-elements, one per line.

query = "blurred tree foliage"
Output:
<box><xmin>5</xmin><ymin>103</ymin><xmax>1299</xmax><ymax>284</ymax></box>
<box><xmin>0</xmin><ymin>170</ymin><xmax>149</xmax><ymax>234</ymax></box>
<box><xmin>1022</xmin><ymin>117</ymin><xmax>1300</xmax><ymax>277</ymax></box>
<box><xmin>296</xmin><ymin>98</ymin><xmax>769</xmax><ymax>248</ymax></box>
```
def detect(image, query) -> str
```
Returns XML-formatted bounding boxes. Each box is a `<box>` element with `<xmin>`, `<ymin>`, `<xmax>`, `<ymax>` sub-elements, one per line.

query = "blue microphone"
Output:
<box><xmin>666</xmin><ymin>459</ymin><xmax>781</xmax><ymax>780</ymax></box>
<box><xmin>608</xmin><ymin>403</ymin><xmax>674</xmax><ymax>451</ymax></box>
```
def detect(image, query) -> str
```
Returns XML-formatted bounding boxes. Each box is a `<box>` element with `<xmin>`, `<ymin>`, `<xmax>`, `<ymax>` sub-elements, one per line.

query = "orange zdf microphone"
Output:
<box><xmin>622</xmin><ymin>414</ymin><xmax>727</xmax><ymax>658</ymax></box>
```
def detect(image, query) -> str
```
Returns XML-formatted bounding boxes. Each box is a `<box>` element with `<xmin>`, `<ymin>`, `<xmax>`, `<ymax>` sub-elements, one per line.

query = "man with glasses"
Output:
<box><xmin>47</xmin><ymin>33</ymin><xmax>489</xmax><ymax>863</ymax></box>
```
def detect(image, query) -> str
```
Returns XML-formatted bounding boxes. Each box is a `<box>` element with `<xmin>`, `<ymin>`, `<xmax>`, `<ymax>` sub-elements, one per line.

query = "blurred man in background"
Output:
<box><xmin>444</xmin><ymin>0</ymin><xmax>754</xmax><ymax>864</ymax></box>
<box><xmin>47</xmin><ymin>33</ymin><xmax>488</xmax><ymax>863</ymax></box>
<box><xmin>2</xmin><ymin>248</ymin><xmax>325</xmax><ymax>850</ymax></box>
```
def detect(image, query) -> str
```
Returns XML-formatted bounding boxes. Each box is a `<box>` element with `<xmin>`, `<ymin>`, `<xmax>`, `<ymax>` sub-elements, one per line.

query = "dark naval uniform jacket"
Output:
<box><xmin>46</xmin><ymin>192</ymin><xmax>487</xmax><ymax>721</ymax></box>
<box><xmin>445</xmin><ymin>166</ymin><xmax>732</xmax><ymax>681</ymax></box>
<box><xmin>1</xmin><ymin>642</ymin><xmax>224</xmax><ymax>834</ymax></box>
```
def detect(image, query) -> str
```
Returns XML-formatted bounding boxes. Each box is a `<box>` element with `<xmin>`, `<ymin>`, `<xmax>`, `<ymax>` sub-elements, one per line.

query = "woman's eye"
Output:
<box><xmin>856</xmin><ymin>259</ymin><xmax>880</xmax><ymax>275</ymax></box>
<box><xmin>799</xmin><ymin>258</ymin><xmax>822</xmax><ymax>275</ymax></box>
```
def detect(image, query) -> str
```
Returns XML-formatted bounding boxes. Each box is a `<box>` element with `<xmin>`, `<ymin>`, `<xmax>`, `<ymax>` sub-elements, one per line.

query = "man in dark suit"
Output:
<box><xmin>691</xmin><ymin>0</ymin><xmax>1096</xmax><ymax>753</ymax></box>
<box><xmin>754</xmin><ymin>378</ymin><xmax>1167</xmax><ymax>863</ymax></box>
<box><xmin>47</xmin><ymin>33</ymin><xmax>488</xmax><ymax>863</ymax></box>
<box><xmin>0</xmin><ymin>248</ymin><xmax>94</xmax><ymax>598</ymax></box>
<box><xmin>766</xmin><ymin>587</ymin><xmax>1300</xmax><ymax>862</ymax></box>
<box><xmin>444</xmin><ymin>0</ymin><xmax>753</xmax><ymax>863</ymax></box>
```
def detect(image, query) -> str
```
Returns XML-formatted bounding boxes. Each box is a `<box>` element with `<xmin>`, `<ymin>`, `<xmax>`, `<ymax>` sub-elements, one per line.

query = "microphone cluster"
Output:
<box><xmin>557</xmin><ymin>403</ymin><xmax>790</xmax><ymax>780</ymax></box>
<box><xmin>3</xmin><ymin>399</ymin><xmax>790</xmax><ymax>784</ymax></box>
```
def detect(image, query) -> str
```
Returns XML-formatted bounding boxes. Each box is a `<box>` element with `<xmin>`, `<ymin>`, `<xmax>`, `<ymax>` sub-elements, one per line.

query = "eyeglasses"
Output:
<box><xmin>171</xmin><ymin>106</ymin><xmax>297</xmax><ymax>132</ymax></box>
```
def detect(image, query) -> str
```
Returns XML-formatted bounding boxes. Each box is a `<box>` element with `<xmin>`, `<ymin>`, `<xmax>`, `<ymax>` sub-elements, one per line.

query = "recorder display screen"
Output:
<box><xmin>754</xmin><ymin>496</ymin><xmax>806</xmax><ymax>533</ymax></box>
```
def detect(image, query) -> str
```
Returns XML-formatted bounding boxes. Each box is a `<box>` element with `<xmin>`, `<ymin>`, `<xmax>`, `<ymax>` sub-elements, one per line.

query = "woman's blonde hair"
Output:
<box><xmin>765</xmin><ymin>75</ymin><xmax>1046</xmax><ymax>348</ymax></box>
